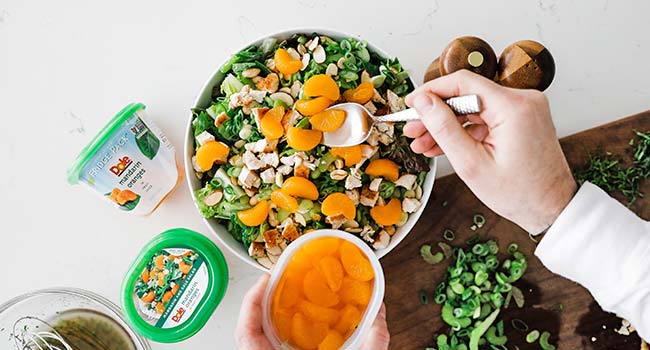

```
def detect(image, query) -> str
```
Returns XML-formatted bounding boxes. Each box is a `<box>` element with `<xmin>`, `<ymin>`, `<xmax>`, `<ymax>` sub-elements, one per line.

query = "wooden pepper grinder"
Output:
<box><xmin>424</xmin><ymin>36</ymin><xmax>498</xmax><ymax>82</ymax></box>
<box><xmin>497</xmin><ymin>40</ymin><xmax>555</xmax><ymax>91</ymax></box>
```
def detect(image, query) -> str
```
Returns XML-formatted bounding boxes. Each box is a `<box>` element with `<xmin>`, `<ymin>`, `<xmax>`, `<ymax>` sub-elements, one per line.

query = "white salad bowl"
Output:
<box><xmin>185</xmin><ymin>28</ymin><xmax>436</xmax><ymax>272</ymax></box>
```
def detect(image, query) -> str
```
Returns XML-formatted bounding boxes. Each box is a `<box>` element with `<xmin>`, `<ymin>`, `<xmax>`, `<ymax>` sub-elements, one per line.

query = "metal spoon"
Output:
<box><xmin>321</xmin><ymin>94</ymin><xmax>481</xmax><ymax>147</ymax></box>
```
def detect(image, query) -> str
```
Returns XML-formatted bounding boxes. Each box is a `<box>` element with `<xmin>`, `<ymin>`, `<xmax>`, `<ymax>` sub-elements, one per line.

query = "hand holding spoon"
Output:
<box><xmin>321</xmin><ymin>94</ymin><xmax>481</xmax><ymax>147</ymax></box>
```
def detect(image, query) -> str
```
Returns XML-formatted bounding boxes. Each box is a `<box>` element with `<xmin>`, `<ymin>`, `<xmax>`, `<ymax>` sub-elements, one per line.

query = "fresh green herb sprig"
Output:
<box><xmin>575</xmin><ymin>130</ymin><xmax>650</xmax><ymax>205</ymax></box>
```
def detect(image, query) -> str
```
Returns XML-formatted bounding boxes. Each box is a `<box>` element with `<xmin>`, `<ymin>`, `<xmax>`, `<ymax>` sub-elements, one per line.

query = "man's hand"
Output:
<box><xmin>404</xmin><ymin>70</ymin><xmax>577</xmax><ymax>233</ymax></box>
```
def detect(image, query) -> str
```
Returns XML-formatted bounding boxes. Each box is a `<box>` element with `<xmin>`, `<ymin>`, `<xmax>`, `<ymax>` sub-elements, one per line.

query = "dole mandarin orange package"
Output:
<box><xmin>262</xmin><ymin>230</ymin><xmax>385</xmax><ymax>350</ymax></box>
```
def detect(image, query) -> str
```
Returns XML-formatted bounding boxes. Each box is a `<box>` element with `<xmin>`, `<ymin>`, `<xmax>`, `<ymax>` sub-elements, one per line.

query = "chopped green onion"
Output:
<box><xmin>539</xmin><ymin>331</ymin><xmax>556</xmax><ymax>350</ymax></box>
<box><xmin>469</xmin><ymin>308</ymin><xmax>500</xmax><ymax>350</ymax></box>
<box><xmin>487</xmin><ymin>240</ymin><xmax>499</xmax><ymax>255</ymax></box>
<box><xmin>466</xmin><ymin>234</ymin><xmax>481</xmax><ymax>245</ymax></box>
<box><xmin>511</xmin><ymin>318</ymin><xmax>529</xmax><ymax>332</ymax></box>
<box><xmin>443</xmin><ymin>229</ymin><xmax>456</xmax><ymax>241</ymax></box>
<box><xmin>438</xmin><ymin>242</ymin><xmax>453</xmax><ymax>258</ymax></box>
<box><xmin>475</xmin><ymin>270</ymin><xmax>489</xmax><ymax>286</ymax></box>
<box><xmin>434</xmin><ymin>294</ymin><xmax>447</xmax><ymax>304</ymax></box>
<box><xmin>526</xmin><ymin>330</ymin><xmax>540</xmax><ymax>343</ymax></box>
<box><xmin>420</xmin><ymin>289</ymin><xmax>429</xmax><ymax>305</ymax></box>
<box><xmin>486</xmin><ymin>326</ymin><xmax>507</xmax><ymax>345</ymax></box>
<box><xmin>511</xmin><ymin>286</ymin><xmax>525</xmax><ymax>308</ymax></box>
<box><xmin>473</xmin><ymin>214</ymin><xmax>486</xmax><ymax>228</ymax></box>
<box><xmin>472</xmin><ymin>243</ymin><xmax>488</xmax><ymax>256</ymax></box>
<box><xmin>485</xmin><ymin>256</ymin><xmax>499</xmax><ymax>270</ymax></box>
<box><xmin>420</xmin><ymin>245</ymin><xmax>444</xmax><ymax>265</ymax></box>
<box><xmin>507</xmin><ymin>243</ymin><xmax>519</xmax><ymax>254</ymax></box>
<box><xmin>550</xmin><ymin>303</ymin><xmax>564</xmax><ymax>313</ymax></box>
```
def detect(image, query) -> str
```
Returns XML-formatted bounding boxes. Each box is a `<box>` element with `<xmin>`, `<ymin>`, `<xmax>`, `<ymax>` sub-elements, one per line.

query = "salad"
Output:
<box><xmin>190</xmin><ymin>33</ymin><xmax>430</xmax><ymax>268</ymax></box>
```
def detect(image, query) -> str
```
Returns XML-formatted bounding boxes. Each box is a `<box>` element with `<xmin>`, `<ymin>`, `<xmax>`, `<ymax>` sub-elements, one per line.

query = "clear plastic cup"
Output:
<box><xmin>261</xmin><ymin>229</ymin><xmax>385</xmax><ymax>350</ymax></box>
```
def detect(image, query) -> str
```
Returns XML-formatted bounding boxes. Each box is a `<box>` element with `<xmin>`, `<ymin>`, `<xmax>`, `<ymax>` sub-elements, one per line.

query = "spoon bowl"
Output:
<box><xmin>321</xmin><ymin>94</ymin><xmax>482</xmax><ymax>147</ymax></box>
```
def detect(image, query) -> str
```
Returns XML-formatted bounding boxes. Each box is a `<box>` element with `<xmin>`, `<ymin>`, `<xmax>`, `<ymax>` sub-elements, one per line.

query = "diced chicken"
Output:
<box><xmin>243</xmin><ymin>186</ymin><xmax>257</xmax><ymax>198</ymax></box>
<box><xmin>360</xmin><ymin>144</ymin><xmax>379</xmax><ymax>160</ymax></box>
<box><xmin>345</xmin><ymin>189</ymin><xmax>360</xmax><ymax>205</ymax></box>
<box><xmin>268</xmin><ymin>253</ymin><xmax>281</xmax><ymax>264</ymax></box>
<box><xmin>255</xmin><ymin>73</ymin><xmax>280</xmax><ymax>93</ymax></box>
<box><xmin>360</xmin><ymin>186</ymin><xmax>379</xmax><ymax>207</ymax></box>
<box><xmin>268</xmin><ymin>209</ymin><xmax>280</xmax><ymax>227</ymax></box>
<box><xmin>264</xmin><ymin>138</ymin><xmax>278</xmax><ymax>152</ymax></box>
<box><xmin>282</xmin><ymin>222</ymin><xmax>300</xmax><ymax>242</ymax></box>
<box><xmin>248</xmin><ymin>242</ymin><xmax>266</xmax><ymax>258</ymax></box>
<box><xmin>243</xmin><ymin>151</ymin><xmax>265</xmax><ymax>170</ymax></box>
<box><xmin>251</xmin><ymin>108</ymin><xmax>269</xmax><ymax>129</ymax></box>
<box><xmin>366</xmin><ymin>127</ymin><xmax>380</xmax><ymax>146</ymax></box>
<box><xmin>281</xmin><ymin>110</ymin><xmax>301</xmax><ymax>132</ymax></box>
<box><xmin>360</xmin><ymin>225</ymin><xmax>375</xmax><ymax>243</ymax></box>
<box><xmin>325</xmin><ymin>214</ymin><xmax>347</xmax><ymax>230</ymax></box>
<box><xmin>263</xmin><ymin>229</ymin><xmax>282</xmax><ymax>256</ymax></box>
<box><xmin>261</xmin><ymin>152</ymin><xmax>280</xmax><ymax>168</ymax></box>
<box><xmin>363</xmin><ymin>101</ymin><xmax>377</xmax><ymax>114</ymax></box>
<box><xmin>238</xmin><ymin>124</ymin><xmax>253</xmax><ymax>140</ymax></box>
<box><xmin>257</xmin><ymin>256</ymin><xmax>274</xmax><ymax>269</ymax></box>
<box><xmin>395</xmin><ymin>174</ymin><xmax>417</xmax><ymax>190</ymax></box>
<box><xmin>345</xmin><ymin>167</ymin><xmax>363</xmax><ymax>190</ymax></box>
<box><xmin>386</xmin><ymin>89</ymin><xmax>406</xmax><ymax>112</ymax></box>
<box><xmin>369</xmin><ymin>178</ymin><xmax>383</xmax><ymax>192</ymax></box>
<box><xmin>294</xmin><ymin>213</ymin><xmax>307</xmax><ymax>227</ymax></box>
<box><xmin>229</xmin><ymin>85</ymin><xmax>267</xmax><ymax>114</ymax></box>
<box><xmin>191</xmin><ymin>156</ymin><xmax>204</xmax><ymax>173</ymax></box>
<box><xmin>342</xmin><ymin>219</ymin><xmax>359</xmax><ymax>229</ymax></box>
<box><xmin>372</xmin><ymin>231</ymin><xmax>391</xmax><ymax>250</ymax></box>
<box><xmin>238</xmin><ymin>166</ymin><xmax>261</xmax><ymax>188</ymax></box>
<box><xmin>294</xmin><ymin>164</ymin><xmax>310</xmax><ymax>178</ymax></box>
<box><xmin>252</xmin><ymin>139</ymin><xmax>268</xmax><ymax>153</ymax></box>
<box><xmin>196</xmin><ymin>131</ymin><xmax>215</xmax><ymax>146</ymax></box>
<box><xmin>277</xmin><ymin>164</ymin><xmax>293</xmax><ymax>175</ymax></box>
<box><xmin>372</xmin><ymin>89</ymin><xmax>387</xmax><ymax>105</ymax></box>
<box><xmin>280</xmin><ymin>154</ymin><xmax>296</xmax><ymax>166</ymax></box>
<box><xmin>214</xmin><ymin>112</ymin><xmax>229</xmax><ymax>128</ymax></box>
<box><xmin>402</xmin><ymin>198</ymin><xmax>421</xmax><ymax>213</ymax></box>
<box><xmin>375</xmin><ymin>122</ymin><xmax>395</xmax><ymax>145</ymax></box>
<box><xmin>260</xmin><ymin>168</ymin><xmax>275</xmax><ymax>184</ymax></box>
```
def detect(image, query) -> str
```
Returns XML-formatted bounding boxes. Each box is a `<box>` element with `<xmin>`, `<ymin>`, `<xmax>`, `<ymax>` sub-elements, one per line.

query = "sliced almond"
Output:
<box><xmin>313</xmin><ymin>45</ymin><xmax>326</xmax><ymax>64</ymax></box>
<box><xmin>269</xmin><ymin>92</ymin><xmax>294</xmax><ymax>107</ymax></box>
<box><xmin>297</xmin><ymin>44</ymin><xmax>307</xmax><ymax>55</ymax></box>
<box><xmin>290</xmin><ymin>81</ymin><xmax>302</xmax><ymax>98</ymax></box>
<box><xmin>326</xmin><ymin>63</ymin><xmax>338</xmax><ymax>76</ymax></box>
<box><xmin>279</xmin><ymin>87</ymin><xmax>292</xmax><ymax>95</ymax></box>
<box><xmin>242</xmin><ymin>68</ymin><xmax>261</xmax><ymax>78</ymax></box>
<box><xmin>257</xmin><ymin>256</ymin><xmax>274</xmax><ymax>269</ymax></box>
<box><xmin>307</xmin><ymin>36</ymin><xmax>319</xmax><ymax>51</ymax></box>
<box><xmin>337</xmin><ymin>57</ymin><xmax>346</xmax><ymax>69</ymax></box>
<box><xmin>203</xmin><ymin>189</ymin><xmax>223</xmax><ymax>206</ymax></box>
<box><xmin>330</xmin><ymin>169</ymin><xmax>347</xmax><ymax>181</ymax></box>
<box><xmin>301</xmin><ymin>53</ymin><xmax>311</xmax><ymax>71</ymax></box>
<box><xmin>287</xmin><ymin>47</ymin><xmax>301</xmax><ymax>60</ymax></box>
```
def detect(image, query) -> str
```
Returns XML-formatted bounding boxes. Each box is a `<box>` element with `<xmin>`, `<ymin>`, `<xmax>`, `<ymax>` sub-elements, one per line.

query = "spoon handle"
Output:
<box><xmin>374</xmin><ymin>94</ymin><xmax>481</xmax><ymax>122</ymax></box>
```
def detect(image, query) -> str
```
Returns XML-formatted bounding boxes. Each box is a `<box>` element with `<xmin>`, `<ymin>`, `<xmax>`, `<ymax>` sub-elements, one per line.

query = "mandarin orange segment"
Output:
<box><xmin>286</xmin><ymin>126</ymin><xmax>322</xmax><ymax>151</ymax></box>
<box><xmin>116</xmin><ymin>189</ymin><xmax>138</xmax><ymax>204</ymax></box>
<box><xmin>310</xmin><ymin>109</ymin><xmax>346</xmax><ymax>132</ymax></box>
<box><xmin>342</xmin><ymin>82</ymin><xmax>374</xmax><ymax>104</ymax></box>
<box><xmin>300</xmin><ymin>237</ymin><xmax>341</xmax><ymax>265</ymax></box>
<box><xmin>295</xmin><ymin>96</ymin><xmax>334</xmax><ymax>116</ymax></box>
<box><xmin>318</xmin><ymin>330</ymin><xmax>345</xmax><ymax>350</ymax></box>
<box><xmin>321</xmin><ymin>193</ymin><xmax>356</xmax><ymax>220</ymax></box>
<box><xmin>278</xmin><ymin>272</ymin><xmax>304</xmax><ymax>309</ymax></box>
<box><xmin>340</xmin><ymin>277</ymin><xmax>372</xmax><ymax>306</ymax></box>
<box><xmin>340</xmin><ymin>242</ymin><xmax>375</xmax><ymax>282</ymax></box>
<box><xmin>303</xmin><ymin>268</ymin><xmax>340</xmax><ymax>307</ymax></box>
<box><xmin>282</xmin><ymin>176</ymin><xmax>319</xmax><ymax>200</ymax></box>
<box><xmin>271</xmin><ymin>189</ymin><xmax>299</xmax><ymax>212</ymax></box>
<box><xmin>318</xmin><ymin>256</ymin><xmax>344</xmax><ymax>292</ymax></box>
<box><xmin>370</xmin><ymin>198</ymin><xmax>402</xmax><ymax>226</ymax></box>
<box><xmin>260</xmin><ymin>106</ymin><xmax>285</xmax><ymax>139</ymax></box>
<box><xmin>291</xmin><ymin>313</ymin><xmax>329</xmax><ymax>350</ymax></box>
<box><xmin>274</xmin><ymin>48</ymin><xmax>303</xmax><ymax>76</ymax></box>
<box><xmin>330</xmin><ymin>145</ymin><xmax>362</xmax><ymax>167</ymax></box>
<box><xmin>196</xmin><ymin>140</ymin><xmax>230</xmax><ymax>171</ymax></box>
<box><xmin>236</xmin><ymin>200</ymin><xmax>269</xmax><ymax>227</ymax></box>
<box><xmin>334</xmin><ymin>305</ymin><xmax>362</xmax><ymax>334</ymax></box>
<box><xmin>303</xmin><ymin>74</ymin><xmax>341</xmax><ymax>101</ymax></box>
<box><xmin>273</xmin><ymin>308</ymin><xmax>293</xmax><ymax>341</ymax></box>
<box><xmin>364</xmin><ymin>158</ymin><xmax>399</xmax><ymax>182</ymax></box>
<box><xmin>299</xmin><ymin>300</ymin><xmax>340</xmax><ymax>325</ymax></box>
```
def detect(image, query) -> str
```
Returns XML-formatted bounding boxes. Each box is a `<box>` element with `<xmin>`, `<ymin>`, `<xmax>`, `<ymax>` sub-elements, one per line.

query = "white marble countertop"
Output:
<box><xmin>2</xmin><ymin>0</ymin><xmax>649</xmax><ymax>348</ymax></box>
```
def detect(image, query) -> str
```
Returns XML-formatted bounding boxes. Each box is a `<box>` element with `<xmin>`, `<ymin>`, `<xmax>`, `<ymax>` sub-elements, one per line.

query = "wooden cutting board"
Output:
<box><xmin>383</xmin><ymin>111</ymin><xmax>650</xmax><ymax>350</ymax></box>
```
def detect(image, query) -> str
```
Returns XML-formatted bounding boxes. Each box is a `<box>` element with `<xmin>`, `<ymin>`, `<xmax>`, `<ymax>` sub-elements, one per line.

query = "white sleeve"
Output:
<box><xmin>535</xmin><ymin>182</ymin><xmax>650</xmax><ymax>341</ymax></box>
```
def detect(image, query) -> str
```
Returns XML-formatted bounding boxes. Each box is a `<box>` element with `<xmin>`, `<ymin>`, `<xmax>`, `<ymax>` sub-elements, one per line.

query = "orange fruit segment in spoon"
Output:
<box><xmin>295</xmin><ymin>96</ymin><xmax>334</xmax><ymax>116</ymax></box>
<box><xmin>286</xmin><ymin>126</ymin><xmax>322</xmax><ymax>151</ymax></box>
<box><xmin>303</xmin><ymin>74</ymin><xmax>341</xmax><ymax>101</ymax></box>
<box><xmin>310</xmin><ymin>109</ymin><xmax>347</xmax><ymax>132</ymax></box>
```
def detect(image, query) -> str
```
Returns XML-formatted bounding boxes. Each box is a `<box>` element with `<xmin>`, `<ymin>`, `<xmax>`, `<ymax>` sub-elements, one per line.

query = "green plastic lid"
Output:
<box><xmin>67</xmin><ymin>103</ymin><xmax>145</xmax><ymax>185</ymax></box>
<box><xmin>121</xmin><ymin>228</ymin><xmax>228</xmax><ymax>343</ymax></box>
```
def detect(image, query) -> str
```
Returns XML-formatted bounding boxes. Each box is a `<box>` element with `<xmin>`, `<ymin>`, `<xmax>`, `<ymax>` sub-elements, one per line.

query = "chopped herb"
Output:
<box><xmin>550</xmin><ymin>303</ymin><xmax>564</xmax><ymax>313</ymax></box>
<box><xmin>420</xmin><ymin>289</ymin><xmax>429</xmax><ymax>305</ymax></box>
<box><xmin>421</xmin><ymin>245</ymin><xmax>444</xmax><ymax>264</ymax></box>
<box><xmin>443</xmin><ymin>229</ymin><xmax>456</xmax><ymax>241</ymax></box>
<box><xmin>526</xmin><ymin>330</ymin><xmax>540</xmax><ymax>343</ymax></box>
<box><xmin>473</xmin><ymin>214</ymin><xmax>486</xmax><ymax>228</ymax></box>
<box><xmin>511</xmin><ymin>318</ymin><xmax>529</xmax><ymax>332</ymax></box>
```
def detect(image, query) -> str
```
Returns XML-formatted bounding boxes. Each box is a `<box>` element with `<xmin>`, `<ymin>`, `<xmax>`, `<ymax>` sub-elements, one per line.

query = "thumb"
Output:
<box><xmin>409</xmin><ymin>92</ymin><xmax>483</xmax><ymax>166</ymax></box>
<box><xmin>360</xmin><ymin>303</ymin><xmax>390</xmax><ymax>350</ymax></box>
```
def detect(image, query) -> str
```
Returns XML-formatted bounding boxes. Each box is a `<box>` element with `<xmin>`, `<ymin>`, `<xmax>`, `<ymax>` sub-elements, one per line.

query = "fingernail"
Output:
<box><xmin>413</xmin><ymin>94</ymin><xmax>432</xmax><ymax>111</ymax></box>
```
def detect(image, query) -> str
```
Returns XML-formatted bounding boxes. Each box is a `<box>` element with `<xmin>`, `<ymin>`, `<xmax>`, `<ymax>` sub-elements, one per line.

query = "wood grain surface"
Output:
<box><xmin>383</xmin><ymin>111</ymin><xmax>650</xmax><ymax>350</ymax></box>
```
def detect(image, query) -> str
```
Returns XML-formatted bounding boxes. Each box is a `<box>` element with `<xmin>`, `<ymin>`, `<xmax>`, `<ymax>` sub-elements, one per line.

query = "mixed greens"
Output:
<box><xmin>575</xmin><ymin>130</ymin><xmax>650</xmax><ymax>205</ymax></box>
<box><xmin>190</xmin><ymin>33</ymin><xmax>430</xmax><ymax>268</ymax></box>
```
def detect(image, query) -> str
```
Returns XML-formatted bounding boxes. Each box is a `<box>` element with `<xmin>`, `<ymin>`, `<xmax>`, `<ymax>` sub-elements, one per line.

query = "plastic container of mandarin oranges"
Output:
<box><xmin>67</xmin><ymin>103</ymin><xmax>182</xmax><ymax>215</ymax></box>
<box><xmin>261</xmin><ymin>229</ymin><xmax>385</xmax><ymax>350</ymax></box>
